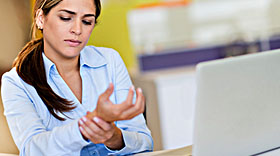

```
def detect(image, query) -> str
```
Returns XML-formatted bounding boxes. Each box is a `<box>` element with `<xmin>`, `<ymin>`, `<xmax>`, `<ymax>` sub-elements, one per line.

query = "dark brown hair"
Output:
<box><xmin>13</xmin><ymin>0</ymin><xmax>101</xmax><ymax>121</ymax></box>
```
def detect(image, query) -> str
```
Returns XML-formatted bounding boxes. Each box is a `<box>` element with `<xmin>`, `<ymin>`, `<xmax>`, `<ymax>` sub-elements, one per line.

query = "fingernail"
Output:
<box><xmin>79</xmin><ymin>119</ymin><xmax>84</xmax><ymax>125</ymax></box>
<box><xmin>79</xmin><ymin>126</ymin><xmax>84</xmax><ymax>132</ymax></box>
<box><xmin>131</xmin><ymin>85</ymin><xmax>135</xmax><ymax>91</ymax></box>
<box><xmin>93</xmin><ymin>117</ymin><xmax>99</xmax><ymax>123</ymax></box>
<box><xmin>138</xmin><ymin>88</ymin><xmax>142</xmax><ymax>93</ymax></box>
<box><xmin>82</xmin><ymin>117</ymin><xmax>87</xmax><ymax>122</ymax></box>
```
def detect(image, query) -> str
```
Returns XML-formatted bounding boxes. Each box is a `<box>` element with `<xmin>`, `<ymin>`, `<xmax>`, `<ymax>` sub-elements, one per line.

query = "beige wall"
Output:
<box><xmin>0</xmin><ymin>95</ymin><xmax>19</xmax><ymax>154</ymax></box>
<box><xmin>0</xmin><ymin>0</ymin><xmax>30</xmax><ymax>154</ymax></box>
<box><xmin>0</xmin><ymin>0</ymin><xmax>30</xmax><ymax>69</ymax></box>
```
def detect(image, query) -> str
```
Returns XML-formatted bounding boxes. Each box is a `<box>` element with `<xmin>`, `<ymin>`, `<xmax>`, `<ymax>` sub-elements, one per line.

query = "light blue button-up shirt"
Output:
<box><xmin>1</xmin><ymin>46</ymin><xmax>153</xmax><ymax>156</ymax></box>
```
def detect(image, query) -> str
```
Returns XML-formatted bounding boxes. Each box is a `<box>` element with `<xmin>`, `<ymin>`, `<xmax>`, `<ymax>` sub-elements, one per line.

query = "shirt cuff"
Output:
<box><xmin>105</xmin><ymin>129</ymin><xmax>138</xmax><ymax>155</ymax></box>
<box><xmin>73</xmin><ymin>119</ymin><xmax>91</xmax><ymax>145</ymax></box>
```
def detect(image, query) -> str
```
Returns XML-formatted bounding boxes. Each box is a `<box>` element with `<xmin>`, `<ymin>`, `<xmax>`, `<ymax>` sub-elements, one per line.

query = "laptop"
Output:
<box><xmin>193</xmin><ymin>49</ymin><xmax>280</xmax><ymax>156</ymax></box>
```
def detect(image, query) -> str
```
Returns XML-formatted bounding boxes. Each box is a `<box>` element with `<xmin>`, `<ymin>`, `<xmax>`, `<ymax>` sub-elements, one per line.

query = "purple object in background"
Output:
<box><xmin>138</xmin><ymin>35</ymin><xmax>280</xmax><ymax>72</ymax></box>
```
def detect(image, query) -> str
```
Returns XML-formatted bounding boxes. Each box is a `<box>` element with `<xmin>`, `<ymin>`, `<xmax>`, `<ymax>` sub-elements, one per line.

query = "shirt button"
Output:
<box><xmin>90</xmin><ymin>151</ymin><xmax>99</xmax><ymax>156</ymax></box>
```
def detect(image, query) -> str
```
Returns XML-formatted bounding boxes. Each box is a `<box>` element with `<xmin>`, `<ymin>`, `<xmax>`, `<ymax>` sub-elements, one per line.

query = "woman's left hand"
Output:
<box><xmin>78</xmin><ymin>115</ymin><xmax>124</xmax><ymax>150</ymax></box>
<box><xmin>87</xmin><ymin>83</ymin><xmax>145</xmax><ymax>122</ymax></box>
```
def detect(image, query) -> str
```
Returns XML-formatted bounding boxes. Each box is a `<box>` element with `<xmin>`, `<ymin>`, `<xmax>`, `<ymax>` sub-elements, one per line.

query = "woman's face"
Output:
<box><xmin>41</xmin><ymin>0</ymin><xmax>96</xmax><ymax>60</ymax></box>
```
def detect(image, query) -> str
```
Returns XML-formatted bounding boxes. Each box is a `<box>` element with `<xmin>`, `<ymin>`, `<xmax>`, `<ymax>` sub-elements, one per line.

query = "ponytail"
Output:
<box><xmin>13</xmin><ymin>38</ymin><xmax>76</xmax><ymax>121</ymax></box>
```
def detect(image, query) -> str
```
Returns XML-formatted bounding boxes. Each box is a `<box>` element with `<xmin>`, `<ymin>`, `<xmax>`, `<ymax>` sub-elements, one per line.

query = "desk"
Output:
<box><xmin>134</xmin><ymin>146</ymin><xmax>192</xmax><ymax>156</ymax></box>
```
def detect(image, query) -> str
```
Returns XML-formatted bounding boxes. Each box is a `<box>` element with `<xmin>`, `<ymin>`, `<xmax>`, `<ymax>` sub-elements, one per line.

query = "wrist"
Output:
<box><xmin>86</xmin><ymin>110</ymin><xmax>97</xmax><ymax>119</ymax></box>
<box><xmin>105</xmin><ymin>126</ymin><xmax>124</xmax><ymax>150</ymax></box>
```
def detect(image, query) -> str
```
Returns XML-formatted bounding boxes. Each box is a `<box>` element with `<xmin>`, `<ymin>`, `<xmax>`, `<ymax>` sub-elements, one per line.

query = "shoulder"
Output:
<box><xmin>81</xmin><ymin>46</ymin><xmax>124</xmax><ymax>66</ymax></box>
<box><xmin>1</xmin><ymin>68</ymin><xmax>20</xmax><ymax>84</ymax></box>
<box><xmin>85</xmin><ymin>46</ymin><xmax>121</xmax><ymax>59</ymax></box>
<box><xmin>1</xmin><ymin>67</ymin><xmax>27</xmax><ymax>95</ymax></box>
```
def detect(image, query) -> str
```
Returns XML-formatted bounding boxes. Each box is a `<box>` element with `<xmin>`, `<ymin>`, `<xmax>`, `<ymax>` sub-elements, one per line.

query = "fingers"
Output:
<box><xmin>93</xmin><ymin>117</ymin><xmax>113</xmax><ymax>131</ymax></box>
<box><xmin>125</xmin><ymin>86</ymin><xmax>135</xmax><ymax>105</ymax></box>
<box><xmin>79</xmin><ymin>116</ymin><xmax>115</xmax><ymax>144</ymax></box>
<box><xmin>80</xmin><ymin>117</ymin><xmax>104</xmax><ymax>136</ymax></box>
<box><xmin>101</xmin><ymin>83</ymin><xmax>114</xmax><ymax>100</ymax></box>
<box><xmin>119</xmin><ymin>88</ymin><xmax>145</xmax><ymax>120</ymax></box>
<box><xmin>79</xmin><ymin>117</ymin><xmax>105</xmax><ymax>143</ymax></box>
<box><xmin>115</xmin><ymin>86</ymin><xmax>135</xmax><ymax>112</ymax></box>
<box><xmin>85</xmin><ymin>117</ymin><xmax>105</xmax><ymax>133</ymax></box>
<box><xmin>79</xmin><ymin>126</ymin><xmax>91</xmax><ymax>140</ymax></box>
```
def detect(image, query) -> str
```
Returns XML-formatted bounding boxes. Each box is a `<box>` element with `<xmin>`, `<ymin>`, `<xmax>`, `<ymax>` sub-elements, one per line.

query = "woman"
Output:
<box><xmin>1</xmin><ymin>0</ymin><xmax>153</xmax><ymax>155</ymax></box>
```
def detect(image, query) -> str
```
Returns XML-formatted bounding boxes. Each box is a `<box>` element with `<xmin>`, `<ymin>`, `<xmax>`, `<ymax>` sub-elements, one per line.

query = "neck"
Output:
<box><xmin>57</xmin><ymin>57</ymin><xmax>80</xmax><ymax>78</ymax></box>
<box><xmin>44</xmin><ymin>52</ymin><xmax>80</xmax><ymax>78</ymax></box>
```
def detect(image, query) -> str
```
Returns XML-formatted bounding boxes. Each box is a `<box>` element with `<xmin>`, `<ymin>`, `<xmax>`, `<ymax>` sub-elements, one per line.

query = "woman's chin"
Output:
<box><xmin>61</xmin><ymin>49</ymin><xmax>82</xmax><ymax>58</ymax></box>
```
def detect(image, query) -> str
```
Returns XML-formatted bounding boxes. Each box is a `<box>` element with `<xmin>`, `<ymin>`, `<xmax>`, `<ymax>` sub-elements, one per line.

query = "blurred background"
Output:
<box><xmin>1</xmin><ymin>0</ymin><xmax>280</xmax><ymax>154</ymax></box>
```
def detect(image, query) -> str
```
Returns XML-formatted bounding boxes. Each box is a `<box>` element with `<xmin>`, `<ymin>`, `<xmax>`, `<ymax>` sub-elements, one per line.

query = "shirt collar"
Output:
<box><xmin>79</xmin><ymin>46</ymin><xmax>107</xmax><ymax>68</ymax></box>
<box><xmin>42</xmin><ymin>52</ymin><xmax>57</xmax><ymax>80</ymax></box>
<box><xmin>42</xmin><ymin>46</ymin><xmax>107</xmax><ymax>79</ymax></box>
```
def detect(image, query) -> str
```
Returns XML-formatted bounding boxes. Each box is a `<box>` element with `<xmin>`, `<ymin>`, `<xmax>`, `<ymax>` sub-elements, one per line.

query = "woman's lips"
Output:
<box><xmin>65</xmin><ymin>39</ymin><xmax>82</xmax><ymax>47</ymax></box>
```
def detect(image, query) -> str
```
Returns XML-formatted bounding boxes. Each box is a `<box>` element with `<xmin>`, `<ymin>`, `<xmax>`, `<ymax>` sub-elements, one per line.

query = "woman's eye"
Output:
<box><xmin>82</xmin><ymin>20</ymin><xmax>92</xmax><ymax>25</ymax></box>
<box><xmin>60</xmin><ymin>17</ymin><xmax>71</xmax><ymax>21</ymax></box>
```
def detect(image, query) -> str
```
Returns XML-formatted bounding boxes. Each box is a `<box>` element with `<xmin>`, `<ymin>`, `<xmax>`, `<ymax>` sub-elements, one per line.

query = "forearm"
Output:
<box><xmin>12</xmin><ymin>119</ymin><xmax>88</xmax><ymax>156</ymax></box>
<box><xmin>104</xmin><ymin>125</ymin><xmax>125</xmax><ymax>150</ymax></box>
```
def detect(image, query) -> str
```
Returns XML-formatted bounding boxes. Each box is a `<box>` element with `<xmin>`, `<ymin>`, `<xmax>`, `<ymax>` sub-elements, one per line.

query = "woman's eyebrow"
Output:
<box><xmin>59</xmin><ymin>9</ymin><xmax>95</xmax><ymax>17</ymax></box>
<box><xmin>84</xmin><ymin>14</ymin><xmax>95</xmax><ymax>18</ymax></box>
<box><xmin>59</xmin><ymin>9</ymin><xmax>76</xmax><ymax>15</ymax></box>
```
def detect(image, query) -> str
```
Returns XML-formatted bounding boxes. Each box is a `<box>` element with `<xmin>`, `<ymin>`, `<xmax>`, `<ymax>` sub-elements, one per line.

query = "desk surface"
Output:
<box><xmin>0</xmin><ymin>146</ymin><xmax>192</xmax><ymax>156</ymax></box>
<box><xmin>134</xmin><ymin>146</ymin><xmax>192</xmax><ymax>156</ymax></box>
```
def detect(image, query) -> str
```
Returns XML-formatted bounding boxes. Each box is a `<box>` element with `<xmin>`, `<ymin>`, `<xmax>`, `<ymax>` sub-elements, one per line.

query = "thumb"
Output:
<box><xmin>102</xmin><ymin>83</ymin><xmax>114</xmax><ymax>99</ymax></box>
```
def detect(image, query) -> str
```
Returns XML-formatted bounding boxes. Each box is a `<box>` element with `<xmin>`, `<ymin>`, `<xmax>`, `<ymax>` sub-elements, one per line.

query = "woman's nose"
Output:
<box><xmin>70</xmin><ymin>20</ymin><xmax>82</xmax><ymax>35</ymax></box>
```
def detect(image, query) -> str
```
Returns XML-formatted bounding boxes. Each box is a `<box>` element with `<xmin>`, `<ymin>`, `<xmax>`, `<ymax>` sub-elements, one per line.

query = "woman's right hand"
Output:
<box><xmin>86</xmin><ymin>83</ymin><xmax>145</xmax><ymax>122</ymax></box>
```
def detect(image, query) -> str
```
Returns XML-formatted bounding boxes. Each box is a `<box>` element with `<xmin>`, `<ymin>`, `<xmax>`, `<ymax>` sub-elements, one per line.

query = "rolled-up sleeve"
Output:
<box><xmin>1</xmin><ymin>73</ymin><xmax>89</xmax><ymax>156</ymax></box>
